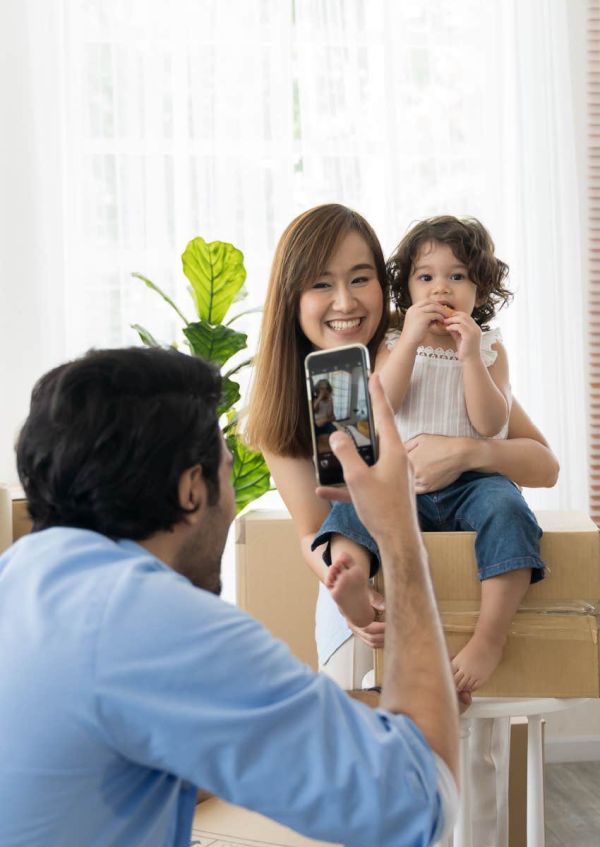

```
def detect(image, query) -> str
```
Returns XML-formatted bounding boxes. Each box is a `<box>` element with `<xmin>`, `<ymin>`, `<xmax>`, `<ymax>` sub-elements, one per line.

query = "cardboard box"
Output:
<box><xmin>191</xmin><ymin>797</ymin><xmax>340</xmax><ymax>847</ymax></box>
<box><xmin>236</xmin><ymin>510</ymin><xmax>600</xmax><ymax>698</ymax></box>
<box><xmin>374</xmin><ymin>511</ymin><xmax>600</xmax><ymax>697</ymax></box>
<box><xmin>236</xmin><ymin>510</ymin><xmax>319</xmax><ymax>670</ymax></box>
<box><xmin>423</xmin><ymin>511</ymin><xmax>600</xmax><ymax>603</ymax></box>
<box><xmin>437</xmin><ymin>602</ymin><xmax>600</xmax><ymax>698</ymax></box>
<box><xmin>0</xmin><ymin>485</ymin><xmax>31</xmax><ymax>553</ymax></box>
<box><xmin>12</xmin><ymin>494</ymin><xmax>31</xmax><ymax>542</ymax></box>
<box><xmin>0</xmin><ymin>485</ymin><xmax>11</xmax><ymax>553</ymax></box>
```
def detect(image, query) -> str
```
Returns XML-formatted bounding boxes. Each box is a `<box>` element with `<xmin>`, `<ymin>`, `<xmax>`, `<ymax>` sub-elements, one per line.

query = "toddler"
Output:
<box><xmin>313</xmin><ymin>216</ymin><xmax>545</xmax><ymax>693</ymax></box>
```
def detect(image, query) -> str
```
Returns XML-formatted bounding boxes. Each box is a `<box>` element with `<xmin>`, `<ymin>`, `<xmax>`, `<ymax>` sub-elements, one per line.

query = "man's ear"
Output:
<box><xmin>178</xmin><ymin>465</ymin><xmax>206</xmax><ymax>523</ymax></box>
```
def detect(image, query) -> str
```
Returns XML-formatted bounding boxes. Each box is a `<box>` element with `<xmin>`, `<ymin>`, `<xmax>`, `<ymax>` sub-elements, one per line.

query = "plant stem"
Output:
<box><xmin>223</xmin><ymin>357</ymin><xmax>254</xmax><ymax>380</ymax></box>
<box><xmin>132</xmin><ymin>272</ymin><xmax>190</xmax><ymax>325</ymax></box>
<box><xmin>224</xmin><ymin>306</ymin><xmax>263</xmax><ymax>326</ymax></box>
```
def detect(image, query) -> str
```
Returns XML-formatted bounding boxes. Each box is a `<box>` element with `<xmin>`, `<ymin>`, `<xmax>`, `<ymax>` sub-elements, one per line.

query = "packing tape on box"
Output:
<box><xmin>441</xmin><ymin>603</ymin><xmax>600</xmax><ymax>642</ymax></box>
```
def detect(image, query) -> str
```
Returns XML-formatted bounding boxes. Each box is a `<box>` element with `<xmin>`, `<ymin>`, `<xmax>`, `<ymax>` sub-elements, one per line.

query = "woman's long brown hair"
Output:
<box><xmin>245</xmin><ymin>204</ymin><xmax>390</xmax><ymax>457</ymax></box>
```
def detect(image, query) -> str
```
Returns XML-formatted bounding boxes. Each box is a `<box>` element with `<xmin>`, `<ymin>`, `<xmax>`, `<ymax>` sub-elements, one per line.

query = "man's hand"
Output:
<box><xmin>317</xmin><ymin>374</ymin><xmax>419</xmax><ymax>547</ymax></box>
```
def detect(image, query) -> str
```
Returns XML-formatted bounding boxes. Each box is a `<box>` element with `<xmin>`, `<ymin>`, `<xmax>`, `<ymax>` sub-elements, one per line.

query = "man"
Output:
<box><xmin>0</xmin><ymin>347</ymin><xmax>458</xmax><ymax>846</ymax></box>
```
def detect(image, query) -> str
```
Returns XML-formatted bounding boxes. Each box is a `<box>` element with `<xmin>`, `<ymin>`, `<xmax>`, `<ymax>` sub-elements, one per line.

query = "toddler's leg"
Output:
<box><xmin>325</xmin><ymin>535</ymin><xmax>374</xmax><ymax>628</ymax></box>
<box><xmin>452</xmin><ymin>567</ymin><xmax>531</xmax><ymax>692</ymax></box>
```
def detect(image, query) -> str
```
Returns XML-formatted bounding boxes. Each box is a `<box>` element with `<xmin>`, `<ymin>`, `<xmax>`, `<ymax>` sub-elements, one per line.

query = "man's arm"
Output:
<box><xmin>321</xmin><ymin>374</ymin><xmax>459</xmax><ymax>778</ymax></box>
<box><xmin>97</xmin><ymin>561</ymin><xmax>452</xmax><ymax>847</ymax></box>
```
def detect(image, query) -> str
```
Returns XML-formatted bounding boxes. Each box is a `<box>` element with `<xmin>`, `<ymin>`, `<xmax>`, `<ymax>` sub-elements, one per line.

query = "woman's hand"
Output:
<box><xmin>404</xmin><ymin>433</ymin><xmax>471</xmax><ymax>493</ymax></box>
<box><xmin>346</xmin><ymin>588</ymin><xmax>385</xmax><ymax>648</ymax></box>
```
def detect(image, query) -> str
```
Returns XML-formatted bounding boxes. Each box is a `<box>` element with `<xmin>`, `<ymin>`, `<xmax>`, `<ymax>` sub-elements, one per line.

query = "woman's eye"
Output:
<box><xmin>312</xmin><ymin>281</ymin><xmax>330</xmax><ymax>290</ymax></box>
<box><xmin>351</xmin><ymin>276</ymin><xmax>369</xmax><ymax>285</ymax></box>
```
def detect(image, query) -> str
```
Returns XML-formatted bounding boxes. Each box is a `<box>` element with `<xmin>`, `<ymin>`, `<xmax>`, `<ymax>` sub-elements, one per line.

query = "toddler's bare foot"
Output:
<box><xmin>326</xmin><ymin>552</ymin><xmax>375</xmax><ymax>628</ymax></box>
<box><xmin>451</xmin><ymin>633</ymin><xmax>506</xmax><ymax>693</ymax></box>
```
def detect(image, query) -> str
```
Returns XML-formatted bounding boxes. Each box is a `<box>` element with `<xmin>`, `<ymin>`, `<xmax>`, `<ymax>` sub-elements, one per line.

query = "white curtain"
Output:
<box><xmin>0</xmin><ymin>0</ymin><xmax>68</xmax><ymax>484</ymax></box>
<box><xmin>1</xmin><ymin>0</ymin><xmax>587</xmax><ymax>517</ymax></box>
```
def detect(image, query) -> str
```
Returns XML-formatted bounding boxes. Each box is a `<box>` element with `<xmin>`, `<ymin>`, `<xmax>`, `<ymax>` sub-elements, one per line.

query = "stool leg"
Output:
<box><xmin>454</xmin><ymin>718</ymin><xmax>472</xmax><ymax>847</ymax></box>
<box><xmin>527</xmin><ymin>715</ymin><xmax>545</xmax><ymax>847</ymax></box>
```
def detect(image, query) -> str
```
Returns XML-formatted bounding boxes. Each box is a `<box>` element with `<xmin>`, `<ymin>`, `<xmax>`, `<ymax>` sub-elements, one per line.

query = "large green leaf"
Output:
<box><xmin>218</xmin><ymin>377</ymin><xmax>240</xmax><ymax>417</ymax></box>
<box><xmin>182</xmin><ymin>237</ymin><xmax>246</xmax><ymax>324</ymax></box>
<box><xmin>183</xmin><ymin>321</ymin><xmax>247</xmax><ymax>367</ymax></box>
<box><xmin>227</xmin><ymin>434</ymin><xmax>271</xmax><ymax>514</ymax></box>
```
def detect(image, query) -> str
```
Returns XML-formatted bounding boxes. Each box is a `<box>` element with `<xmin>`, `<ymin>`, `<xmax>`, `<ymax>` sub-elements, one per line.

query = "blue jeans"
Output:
<box><xmin>312</xmin><ymin>472</ymin><xmax>545</xmax><ymax>583</ymax></box>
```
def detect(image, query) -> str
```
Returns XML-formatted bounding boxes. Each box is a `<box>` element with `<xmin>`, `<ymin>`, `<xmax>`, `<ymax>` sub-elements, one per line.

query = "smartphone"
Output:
<box><xmin>305</xmin><ymin>343</ymin><xmax>378</xmax><ymax>486</ymax></box>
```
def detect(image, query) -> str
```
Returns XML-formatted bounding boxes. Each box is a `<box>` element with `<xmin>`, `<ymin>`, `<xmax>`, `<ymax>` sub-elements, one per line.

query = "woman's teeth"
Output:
<box><xmin>327</xmin><ymin>318</ymin><xmax>362</xmax><ymax>331</ymax></box>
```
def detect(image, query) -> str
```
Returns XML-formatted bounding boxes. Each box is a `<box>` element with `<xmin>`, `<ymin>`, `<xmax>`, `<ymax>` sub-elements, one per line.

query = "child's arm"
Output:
<box><xmin>462</xmin><ymin>341</ymin><xmax>510</xmax><ymax>437</ymax></box>
<box><xmin>444</xmin><ymin>312</ymin><xmax>510</xmax><ymax>437</ymax></box>
<box><xmin>375</xmin><ymin>336</ymin><xmax>417</xmax><ymax>412</ymax></box>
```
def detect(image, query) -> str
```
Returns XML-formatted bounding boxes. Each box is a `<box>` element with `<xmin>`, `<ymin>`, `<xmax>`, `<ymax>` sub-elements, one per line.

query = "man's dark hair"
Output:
<box><xmin>16</xmin><ymin>347</ymin><xmax>222</xmax><ymax>539</ymax></box>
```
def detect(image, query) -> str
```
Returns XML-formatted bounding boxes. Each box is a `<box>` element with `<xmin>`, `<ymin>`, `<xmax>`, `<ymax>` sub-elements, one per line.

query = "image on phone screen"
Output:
<box><xmin>306</xmin><ymin>346</ymin><xmax>376</xmax><ymax>485</ymax></box>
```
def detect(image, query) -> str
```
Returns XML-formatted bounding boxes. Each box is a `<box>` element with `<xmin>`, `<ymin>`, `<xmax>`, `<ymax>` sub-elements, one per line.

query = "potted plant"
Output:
<box><xmin>132</xmin><ymin>236</ymin><xmax>270</xmax><ymax>513</ymax></box>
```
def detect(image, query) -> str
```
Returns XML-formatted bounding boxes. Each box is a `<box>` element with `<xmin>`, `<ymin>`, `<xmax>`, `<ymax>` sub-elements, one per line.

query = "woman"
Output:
<box><xmin>246</xmin><ymin>203</ymin><xmax>558</xmax><ymax>844</ymax></box>
<box><xmin>247</xmin><ymin>202</ymin><xmax>558</xmax><ymax>681</ymax></box>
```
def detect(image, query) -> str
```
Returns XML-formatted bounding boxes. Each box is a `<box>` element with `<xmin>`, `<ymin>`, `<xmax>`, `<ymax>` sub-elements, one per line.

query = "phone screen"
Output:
<box><xmin>305</xmin><ymin>344</ymin><xmax>377</xmax><ymax>486</ymax></box>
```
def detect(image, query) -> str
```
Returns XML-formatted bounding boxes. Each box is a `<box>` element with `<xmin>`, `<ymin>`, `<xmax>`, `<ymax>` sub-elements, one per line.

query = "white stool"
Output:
<box><xmin>453</xmin><ymin>697</ymin><xmax>588</xmax><ymax>847</ymax></box>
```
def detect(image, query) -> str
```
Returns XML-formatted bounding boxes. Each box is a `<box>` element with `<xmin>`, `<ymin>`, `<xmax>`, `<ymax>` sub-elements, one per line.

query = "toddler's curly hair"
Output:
<box><xmin>386</xmin><ymin>216</ymin><xmax>513</xmax><ymax>328</ymax></box>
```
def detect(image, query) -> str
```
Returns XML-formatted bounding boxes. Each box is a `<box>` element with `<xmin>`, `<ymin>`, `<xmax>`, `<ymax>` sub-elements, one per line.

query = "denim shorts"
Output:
<box><xmin>311</xmin><ymin>472</ymin><xmax>545</xmax><ymax>583</ymax></box>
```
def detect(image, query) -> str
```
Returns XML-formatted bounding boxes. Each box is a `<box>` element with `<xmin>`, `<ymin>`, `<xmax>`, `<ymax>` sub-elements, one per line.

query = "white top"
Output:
<box><xmin>385</xmin><ymin>326</ymin><xmax>510</xmax><ymax>442</ymax></box>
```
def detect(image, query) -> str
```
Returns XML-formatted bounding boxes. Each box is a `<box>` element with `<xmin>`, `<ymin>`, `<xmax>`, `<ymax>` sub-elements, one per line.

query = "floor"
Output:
<box><xmin>545</xmin><ymin>762</ymin><xmax>600</xmax><ymax>846</ymax></box>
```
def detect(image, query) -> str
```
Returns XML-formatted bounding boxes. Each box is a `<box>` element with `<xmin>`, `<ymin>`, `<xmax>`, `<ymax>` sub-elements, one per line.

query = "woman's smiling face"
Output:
<box><xmin>297</xmin><ymin>231</ymin><xmax>384</xmax><ymax>350</ymax></box>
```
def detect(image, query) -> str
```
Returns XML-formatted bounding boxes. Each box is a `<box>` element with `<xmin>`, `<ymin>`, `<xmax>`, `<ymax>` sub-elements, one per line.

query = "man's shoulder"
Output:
<box><xmin>1</xmin><ymin>527</ymin><xmax>180</xmax><ymax>630</ymax></box>
<box><xmin>2</xmin><ymin>526</ymin><xmax>164</xmax><ymax>583</ymax></box>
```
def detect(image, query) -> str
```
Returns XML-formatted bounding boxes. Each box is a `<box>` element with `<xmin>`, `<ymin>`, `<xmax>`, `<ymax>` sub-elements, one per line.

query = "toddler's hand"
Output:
<box><xmin>443</xmin><ymin>311</ymin><xmax>481</xmax><ymax>361</ymax></box>
<box><xmin>401</xmin><ymin>301</ymin><xmax>448</xmax><ymax>348</ymax></box>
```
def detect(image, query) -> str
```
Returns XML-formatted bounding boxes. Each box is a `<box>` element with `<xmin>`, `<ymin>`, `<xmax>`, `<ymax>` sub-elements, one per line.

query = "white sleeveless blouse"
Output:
<box><xmin>385</xmin><ymin>326</ymin><xmax>510</xmax><ymax>442</ymax></box>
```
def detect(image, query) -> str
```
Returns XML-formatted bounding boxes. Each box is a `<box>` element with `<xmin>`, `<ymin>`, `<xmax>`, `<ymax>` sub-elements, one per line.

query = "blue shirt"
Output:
<box><xmin>0</xmin><ymin>528</ymin><xmax>451</xmax><ymax>846</ymax></box>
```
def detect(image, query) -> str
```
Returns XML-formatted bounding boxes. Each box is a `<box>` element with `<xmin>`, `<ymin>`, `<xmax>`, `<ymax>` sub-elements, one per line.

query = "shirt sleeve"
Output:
<box><xmin>384</xmin><ymin>328</ymin><xmax>402</xmax><ymax>350</ymax></box>
<box><xmin>480</xmin><ymin>326</ymin><xmax>503</xmax><ymax>367</ymax></box>
<box><xmin>94</xmin><ymin>563</ymin><xmax>447</xmax><ymax>847</ymax></box>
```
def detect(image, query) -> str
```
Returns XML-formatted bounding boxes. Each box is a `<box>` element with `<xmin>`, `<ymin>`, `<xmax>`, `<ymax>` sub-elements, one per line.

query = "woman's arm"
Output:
<box><xmin>265</xmin><ymin>449</ymin><xmax>386</xmax><ymax>648</ymax></box>
<box><xmin>264</xmin><ymin>450</ymin><xmax>331</xmax><ymax>583</ymax></box>
<box><xmin>476</xmin><ymin>397</ymin><xmax>559</xmax><ymax>486</ymax></box>
<box><xmin>405</xmin><ymin>397</ymin><xmax>559</xmax><ymax>493</ymax></box>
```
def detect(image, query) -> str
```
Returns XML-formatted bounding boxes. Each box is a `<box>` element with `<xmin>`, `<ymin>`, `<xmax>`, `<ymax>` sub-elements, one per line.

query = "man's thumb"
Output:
<box><xmin>329</xmin><ymin>431</ymin><xmax>363</xmax><ymax>477</ymax></box>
